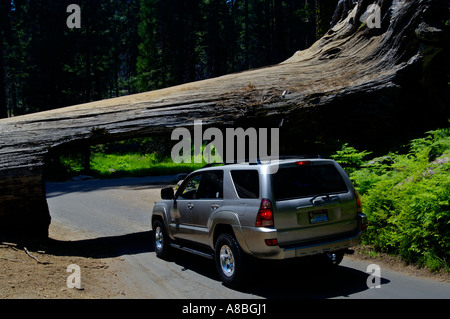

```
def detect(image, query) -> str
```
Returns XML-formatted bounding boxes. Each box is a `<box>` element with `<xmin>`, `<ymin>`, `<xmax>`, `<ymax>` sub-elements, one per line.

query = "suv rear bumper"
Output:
<box><xmin>279</xmin><ymin>235</ymin><xmax>360</xmax><ymax>259</ymax></box>
<box><xmin>240</xmin><ymin>226</ymin><xmax>361</xmax><ymax>260</ymax></box>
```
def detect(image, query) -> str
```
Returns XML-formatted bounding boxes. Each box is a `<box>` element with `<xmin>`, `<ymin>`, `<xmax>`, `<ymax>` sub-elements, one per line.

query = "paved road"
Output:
<box><xmin>46</xmin><ymin>176</ymin><xmax>450</xmax><ymax>299</ymax></box>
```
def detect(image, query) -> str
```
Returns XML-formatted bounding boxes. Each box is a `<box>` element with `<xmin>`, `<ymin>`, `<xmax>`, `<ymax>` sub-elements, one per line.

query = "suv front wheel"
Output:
<box><xmin>214</xmin><ymin>233</ymin><xmax>246</xmax><ymax>287</ymax></box>
<box><xmin>152</xmin><ymin>219</ymin><xmax>172</xmax><ymax>259</ymax></box>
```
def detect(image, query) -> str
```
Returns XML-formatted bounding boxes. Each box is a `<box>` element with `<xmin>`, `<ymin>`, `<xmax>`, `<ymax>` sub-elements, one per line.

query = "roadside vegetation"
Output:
<box><xmin>89</xmin><ymin>153</ymin><xmax>204</xmax><ymax>178</ymax></box>
<box><xmin>61</xmin><ymin>151</ymin><xmax>205</xmax><ymax>179</ymax></box>
<box><xmin>332</xmin><ymin>126</ymin><xmax>450</xmax><ymax>273</ymax></box>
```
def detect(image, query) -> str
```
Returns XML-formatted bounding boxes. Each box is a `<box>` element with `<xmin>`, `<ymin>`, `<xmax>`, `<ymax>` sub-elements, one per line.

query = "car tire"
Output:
<box><xmin>214</xmin><ymin>233</ymin><xmax>247</xmax><ymax>287</ymax></box>
<box><xmin>152</xmin><ymin>219</ymin><xmax>172</xmax><ymax>259</ymax></box>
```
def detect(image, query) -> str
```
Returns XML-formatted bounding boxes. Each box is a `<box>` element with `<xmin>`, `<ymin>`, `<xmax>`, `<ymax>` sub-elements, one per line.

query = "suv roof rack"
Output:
<box><xmin>202</xmin><ymin>155</ymin><xmax>322</xmax><ymax>168</ymax></box>
<box><xmin>202</xmin><ymin>160</ymin><xmax>259</xmax><ymax>168</ymax></box>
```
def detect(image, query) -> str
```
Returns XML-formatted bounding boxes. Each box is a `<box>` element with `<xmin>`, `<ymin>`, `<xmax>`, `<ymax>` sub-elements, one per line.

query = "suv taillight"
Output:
<box><xmin>355</xmin><ymin>189</ymin><xmax>362</xmax><ymax>213</ymax></box>
<box><xmin>256</xmin><ymin>198</ymin><xmax>274</xmax><ymax>227</ymax></box>
<box><xmin>355</xmin><ymin>189</ymin><xmax>367</xmax><ymax>231</ymax></box>
<box><xmin>295</xmin><ymin>160</ymin><xmax>311</xmax><ymax>166</ymax></box>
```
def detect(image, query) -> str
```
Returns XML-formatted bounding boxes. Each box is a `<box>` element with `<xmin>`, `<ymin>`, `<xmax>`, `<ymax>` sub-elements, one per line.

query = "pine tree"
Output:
<box><xmin>0</xmin><ymin>0</ymin><xmax>9</xmax><ymax>118</ymax></box>
<box><xmin>137</xmin><ymin>0</ymin><xmax>163</xmax><ymax>91</ymax></box>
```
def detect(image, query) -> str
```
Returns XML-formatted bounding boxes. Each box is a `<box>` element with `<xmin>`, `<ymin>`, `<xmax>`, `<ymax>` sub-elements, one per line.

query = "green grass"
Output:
<box><xmin>91</xmin><ymin>153</ymin><xmax>205</xmax><ymax>178</ymax></box>
<box><xmin>60</xmin><ymin>152</ymin><xmax>206</xmax><ymax>179</ymax></box>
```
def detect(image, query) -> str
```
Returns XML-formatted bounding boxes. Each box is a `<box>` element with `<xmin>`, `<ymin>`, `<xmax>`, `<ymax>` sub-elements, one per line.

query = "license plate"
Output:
<box><xmin>309</xmin><ymin>210</ymin><xmax>328</xmax><ymax>224</ymax></box>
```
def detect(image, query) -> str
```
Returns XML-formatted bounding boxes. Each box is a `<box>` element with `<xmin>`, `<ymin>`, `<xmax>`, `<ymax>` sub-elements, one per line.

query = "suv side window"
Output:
<box><xmin>178</xmin><ymin>174</ymin><xmax>202</xmax><ymax>199</ymax></box>
<box><xmin>230</xmin><ymin>170</ymin><xmax>259</xmax><ymax>199</ymax></box>
<box><xmin>196</xmin><ymin>171</ymin><xmax>223</xmax><ymax>199</ymax></box>
<box><xmin>177</xmin><ymin>171</ymin><xmax>223</xmax><ymax>200</ymax></box>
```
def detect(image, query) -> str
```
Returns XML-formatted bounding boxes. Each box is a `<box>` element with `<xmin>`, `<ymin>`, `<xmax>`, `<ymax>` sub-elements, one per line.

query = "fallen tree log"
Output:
<box><xmin>0</xmin><ymin>0</ymin><xmax>448</xmax><ymax>238</ymax></box>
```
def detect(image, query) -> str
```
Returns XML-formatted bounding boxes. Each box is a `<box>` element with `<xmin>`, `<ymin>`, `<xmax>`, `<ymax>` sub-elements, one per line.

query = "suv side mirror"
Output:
<box><xmin>161</xmin><ymin>187</ymin><xmax>174</xmax><ymax>200</ymax></box>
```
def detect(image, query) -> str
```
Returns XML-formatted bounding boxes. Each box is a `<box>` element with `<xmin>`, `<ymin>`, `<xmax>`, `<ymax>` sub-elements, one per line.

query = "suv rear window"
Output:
<box><xmin>230</xmin><ymin>170</ymin><xmax>259</xmax><ymax>199</ymax></box>
<box><xmin>273</xmin><ymin>164</ymin><xmax>348</xmax><ymax>201</ymax></box>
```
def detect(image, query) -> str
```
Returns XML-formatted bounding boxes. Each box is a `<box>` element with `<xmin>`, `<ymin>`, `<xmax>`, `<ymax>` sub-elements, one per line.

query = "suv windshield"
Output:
<box><xmin>273</xmin><ymin>164</ymin><xmax>348</xmax><ymax>201</ymax></box>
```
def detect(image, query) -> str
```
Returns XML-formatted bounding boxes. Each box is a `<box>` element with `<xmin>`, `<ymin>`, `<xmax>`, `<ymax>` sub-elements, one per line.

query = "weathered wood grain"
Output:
<box><xmin>0</xmin><ymin>0</ymin><xmax>448</xmax><ymax>237</ymax></box>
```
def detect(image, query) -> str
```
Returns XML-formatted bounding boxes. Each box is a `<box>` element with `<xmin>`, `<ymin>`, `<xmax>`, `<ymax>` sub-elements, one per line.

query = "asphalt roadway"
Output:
<box><xmin>45</xmin><ymin>175</ymin><xmax>450</xmax><ymax>300</ymax></box>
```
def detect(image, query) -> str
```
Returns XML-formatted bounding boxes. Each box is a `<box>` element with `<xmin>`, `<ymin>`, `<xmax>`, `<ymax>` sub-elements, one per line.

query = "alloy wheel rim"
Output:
<box><xmin>219</xmin><ymin>245</ymin><xmax>235</xmax><ymax>277</ymax></box>
<box><xmin>155</xmin><ymin>226</ymin><xmax>163</xmax><ymax>251</ymax></box>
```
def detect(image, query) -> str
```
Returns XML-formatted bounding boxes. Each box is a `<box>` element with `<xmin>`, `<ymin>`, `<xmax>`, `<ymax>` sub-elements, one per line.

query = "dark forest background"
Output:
<box><xmin>0</xmin><ymin>0</ymin><xmax>339</xmax><ymax>118</ymax></box>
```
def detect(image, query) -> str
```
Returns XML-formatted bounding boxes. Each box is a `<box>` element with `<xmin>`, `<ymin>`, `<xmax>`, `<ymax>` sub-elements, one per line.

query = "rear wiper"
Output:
<box><xmin>310</xmin><ymin>194</ymin><xmax>340</xmax><ymax>207</ymax></box>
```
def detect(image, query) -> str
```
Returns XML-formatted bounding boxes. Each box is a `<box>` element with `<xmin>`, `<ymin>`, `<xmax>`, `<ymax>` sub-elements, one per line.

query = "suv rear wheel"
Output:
<box><xmin>214</xmin><ymin>233</ymin><xmax>246</xmax><ymax>287</ymax></box>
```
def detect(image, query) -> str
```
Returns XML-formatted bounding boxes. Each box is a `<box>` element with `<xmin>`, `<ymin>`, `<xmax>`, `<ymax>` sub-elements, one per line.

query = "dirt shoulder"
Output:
<box><xmin>348</xmin><ymin>246</ymin><xmax>449</xmax><ymax>284</ymax></box>
<box><xmin>0</xmin><ymin>224</ymin><xmax>125</xmax><ymax>299</ymax></box>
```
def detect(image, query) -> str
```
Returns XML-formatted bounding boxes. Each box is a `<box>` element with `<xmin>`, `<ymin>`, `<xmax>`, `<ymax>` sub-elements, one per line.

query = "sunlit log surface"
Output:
<box><xmin>0</xmin><ymin>0</ymin><xmax>448</xmax><ymax>237</ymax></box>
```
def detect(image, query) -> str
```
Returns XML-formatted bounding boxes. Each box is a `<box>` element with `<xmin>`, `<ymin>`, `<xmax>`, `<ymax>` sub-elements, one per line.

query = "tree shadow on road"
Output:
<box><xmin>171</xmin><ymin>252</ymin><xmax>390</xmax><ymax>299</ymax></box>
<box><xmin>42</xmin><ymin>231</ymin><xmax>154</xmax><ymax>259</ymax></box>
<box><xmin>236</xmin><ymin>260</ymin><xmax>391</xmax><ymax>299</ymax></box>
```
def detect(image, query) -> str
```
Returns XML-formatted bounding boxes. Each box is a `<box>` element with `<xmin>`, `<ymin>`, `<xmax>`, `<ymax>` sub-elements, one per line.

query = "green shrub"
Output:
<box><xmin>331</xmin><ymin>143</ymin><xmax>372</xmax><ymax>175</ymax></box>
<box><xmin>334</xmin><ymin>127</ymin><xmax>450</xmax><ymax>272</ymax></box>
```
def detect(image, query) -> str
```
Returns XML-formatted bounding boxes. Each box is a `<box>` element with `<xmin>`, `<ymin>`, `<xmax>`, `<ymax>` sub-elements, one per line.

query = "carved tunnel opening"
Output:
<box><xmin>42</xmin><ymin>133</ymin><xmax>187</xmax><ymax>241</ymax></box>
<box><xmin>44</xmin><ymin>135</ymin><xmax>179</xmax><ymax>182</ymax></box>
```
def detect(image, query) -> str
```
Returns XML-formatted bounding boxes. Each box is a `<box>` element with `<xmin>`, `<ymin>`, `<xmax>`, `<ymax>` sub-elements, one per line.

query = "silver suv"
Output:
<box><xmin>151</xmin><ymin>158</ymin><xmax>367</xmax><ymax>286</ymax></box>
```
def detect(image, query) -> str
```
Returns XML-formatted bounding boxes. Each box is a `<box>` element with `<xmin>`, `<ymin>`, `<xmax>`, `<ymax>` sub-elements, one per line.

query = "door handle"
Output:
<box><xmin>211</xmin><ymin>203</ymin><xmax>220</xmax><ymax>210</ymax></box>
<box><xmin>187</xmin><ymin>203</ymin><xmax>194</xmax><ymax>210</ymax></box>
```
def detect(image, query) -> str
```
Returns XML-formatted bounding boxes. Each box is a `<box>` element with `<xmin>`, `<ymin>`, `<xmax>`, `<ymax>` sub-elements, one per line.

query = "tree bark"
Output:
<box><xmin>0</xmin><ymin>0</ymin><xmax>448</xmax><ymax>238</ymax></box>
